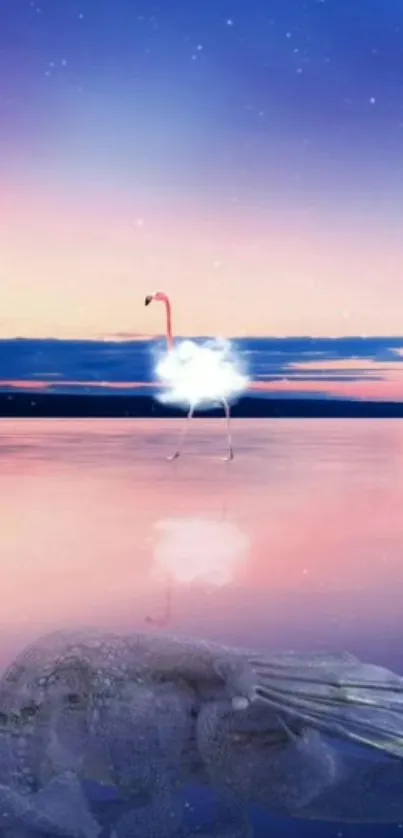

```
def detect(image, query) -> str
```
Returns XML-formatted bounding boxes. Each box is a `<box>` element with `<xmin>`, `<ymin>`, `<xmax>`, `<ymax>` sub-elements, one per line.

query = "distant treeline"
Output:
<box><xmin>1</xmin><ymin>391</ymin><xmax>403</xmax><ymax>418</ymax></box>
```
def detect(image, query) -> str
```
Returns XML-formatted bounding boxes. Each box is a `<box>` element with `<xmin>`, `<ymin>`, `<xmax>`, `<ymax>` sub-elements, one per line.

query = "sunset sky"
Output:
<box><xmin>1</xmin><ymin>0</ymin><xmax>403</xmax><ymax>339</ymax></box>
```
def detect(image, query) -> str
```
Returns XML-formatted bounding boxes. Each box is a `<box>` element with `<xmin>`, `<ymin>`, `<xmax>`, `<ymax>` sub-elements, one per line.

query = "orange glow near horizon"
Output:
<box><xmin>2</xmin><ymin>182</ymin><xmax>403</xmax><ymax>341</ymax></box>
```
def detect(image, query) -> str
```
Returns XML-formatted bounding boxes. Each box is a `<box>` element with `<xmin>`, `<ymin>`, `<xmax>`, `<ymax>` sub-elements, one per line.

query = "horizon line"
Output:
<box><xmin>2</xmin><ymin>334</ymin><xmax>403</xmax><ymax>344</ymax></box>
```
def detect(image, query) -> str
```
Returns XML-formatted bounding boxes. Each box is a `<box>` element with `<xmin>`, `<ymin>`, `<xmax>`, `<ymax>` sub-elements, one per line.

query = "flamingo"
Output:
<box><xmin>145</xmin><ymin>290</ymin><xmax>249</xmax><ymax>461</ymax></box>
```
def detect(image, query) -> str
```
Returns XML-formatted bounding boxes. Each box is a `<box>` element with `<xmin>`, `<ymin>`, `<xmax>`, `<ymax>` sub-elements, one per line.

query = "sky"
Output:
<box><xmin>1</xmin><ymin>0</ymin><xmax>403</xmax><ymax>339</ymax></box>
<box><xmin>4</xmin><ymin>336</ymin><xmax>403</xmax><ymax>402</ymax></box>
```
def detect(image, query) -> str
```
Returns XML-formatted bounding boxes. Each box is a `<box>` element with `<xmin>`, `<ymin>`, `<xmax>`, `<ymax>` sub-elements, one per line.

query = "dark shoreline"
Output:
<box><xmin>1</xmin><ymin>391</ymin><xmax>403</xmax><ymax>418</ymax></box>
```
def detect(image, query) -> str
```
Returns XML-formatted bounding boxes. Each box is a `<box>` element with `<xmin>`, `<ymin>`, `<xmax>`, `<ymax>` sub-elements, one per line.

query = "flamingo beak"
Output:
<box><xmin>144</xmin><ymin>295</ymin><xmax>153</xmax><ymax>306</ymax></box>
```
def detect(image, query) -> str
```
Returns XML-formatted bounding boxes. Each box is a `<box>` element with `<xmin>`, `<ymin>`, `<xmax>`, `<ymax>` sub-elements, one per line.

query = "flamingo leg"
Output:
<box><xmin>222</xmin><ymin>397</ymin><xmax>234</xmax><ymax>461</ymax></box>
<box><xmin>145</xmin><ymin>576</ymin><xmax>172</xmax><ymax>627</ymax></box>
<box><xmin>168</xmin><ymin>403</ymin><xmax>195</xmax><ymax>460</ymax></box>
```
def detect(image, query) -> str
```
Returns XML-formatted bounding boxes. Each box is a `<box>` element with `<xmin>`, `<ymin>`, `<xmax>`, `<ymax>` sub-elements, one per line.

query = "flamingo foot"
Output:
<box><xmin>223</xmin><ymin>448</ymin><xmax>234</xmax><ymax>462</ymax></box>
<box><xmin>167</xmin><ymin>451</ymin><xmax>180</xmax><ymax>461</ymax></box>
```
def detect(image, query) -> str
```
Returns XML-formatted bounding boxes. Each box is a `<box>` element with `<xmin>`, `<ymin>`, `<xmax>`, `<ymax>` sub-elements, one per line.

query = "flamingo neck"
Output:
<box><xmin>162</xmin><ymin>295</ymin><xmax>174</xmax><ymax>350</ymax></box>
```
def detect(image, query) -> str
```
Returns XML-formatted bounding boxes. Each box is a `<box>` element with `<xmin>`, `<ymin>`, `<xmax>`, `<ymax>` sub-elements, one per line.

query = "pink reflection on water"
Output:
<box><xmin>152</xmin><ymin>517</ymin><xmax>249</xmax><ymax>586</ymax></box>
<box><xmin>0</xmin><ymin>419</ymin><xmax>403</xmax><ymax>668</ymax></box>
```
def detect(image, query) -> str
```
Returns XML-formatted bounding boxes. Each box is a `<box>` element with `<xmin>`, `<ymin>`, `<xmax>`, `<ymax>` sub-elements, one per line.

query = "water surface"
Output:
<box><xmin>2</xmin><ymin>417</ymin><xmax>403</xmax><ymax>837</ymax></box>
<box><xmin>0</xmin><ymin>417</ymin><xmax>402</xmax><ymax>674</ymax></box>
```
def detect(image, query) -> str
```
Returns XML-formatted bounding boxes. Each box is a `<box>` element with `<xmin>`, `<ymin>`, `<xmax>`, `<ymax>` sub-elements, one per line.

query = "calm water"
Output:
<box><xmin>1</xmin><ymin>418</ymin><xmax>403</xmax><ymax>667</ymax></box>
<box><xmin>1</xmin><ymin>418</ymin><xmax>403</xmax><ymax>836</ymax></box>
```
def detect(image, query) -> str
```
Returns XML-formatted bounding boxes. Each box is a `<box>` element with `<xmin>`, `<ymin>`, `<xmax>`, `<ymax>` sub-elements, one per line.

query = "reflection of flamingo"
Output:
<box><xmin>145</xmin><ymin>575</ymin><xmax>173</xmax><ymax>628</ymax></box>
<box><xmin>146</xmin><ymin>480</ymin><xmax>234</xmax><ymax>629</ymax></box>
<box><xmin>145</xmin><ymin>290</ymin><xmax>248</xmax><ymax>461</ymax></box>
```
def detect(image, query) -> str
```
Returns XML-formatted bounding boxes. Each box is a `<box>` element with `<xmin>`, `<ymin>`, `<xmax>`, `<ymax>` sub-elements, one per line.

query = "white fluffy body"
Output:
<box><xmin>154</xmin><ymin>337</ymin><xmax>249</xmax><ymax>409</ymax></box>
<box><xmin>152</xmin><ymin>516</ymin><xmax>249</xmax><ymax>586</ymax></box>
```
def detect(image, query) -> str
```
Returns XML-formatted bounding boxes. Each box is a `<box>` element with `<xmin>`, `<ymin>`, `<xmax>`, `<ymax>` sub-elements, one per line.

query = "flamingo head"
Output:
<box><xmin>144</xmin><ymin>290</ymin><xmax>166</xmax><ymax>306</ymax></box>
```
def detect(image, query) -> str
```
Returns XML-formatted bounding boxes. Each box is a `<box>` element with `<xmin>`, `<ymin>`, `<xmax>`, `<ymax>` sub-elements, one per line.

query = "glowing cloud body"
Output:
<box><xmin>153</xmin><ymin>516</ymin><xmax>249</xmax><ymax>586</ymax></box>
<box><xmin>154</xmin><ymin>338</ymin><xmax>249</xmax><ymax>409</ymax></box>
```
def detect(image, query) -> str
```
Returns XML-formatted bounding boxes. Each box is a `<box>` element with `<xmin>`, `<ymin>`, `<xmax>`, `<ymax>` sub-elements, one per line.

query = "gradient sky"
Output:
<box><xmin>1</xmin><ymin>0</ymin><xmax>403</xmax><ymax>338</ymax></box>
